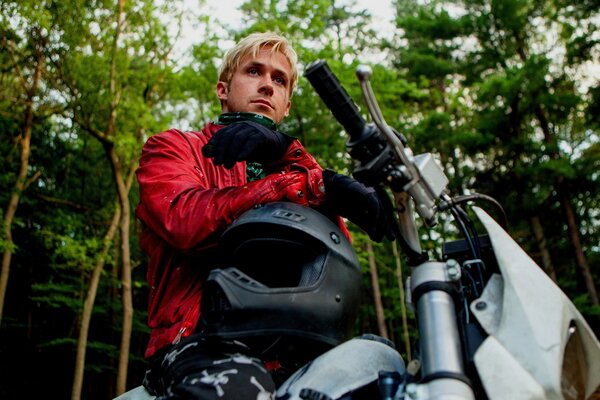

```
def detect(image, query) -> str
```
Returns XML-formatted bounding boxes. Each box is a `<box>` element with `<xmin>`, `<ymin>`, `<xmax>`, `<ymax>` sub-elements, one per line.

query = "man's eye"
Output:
<box><xmin>274</xmin><ymin>76</ymin><xmax>286</xmax><ymax>85</ymax></box>
<box><xmin>248</xmin><ymin>68</ymin><xmax>259</xmax><ymax>75</ymax></box>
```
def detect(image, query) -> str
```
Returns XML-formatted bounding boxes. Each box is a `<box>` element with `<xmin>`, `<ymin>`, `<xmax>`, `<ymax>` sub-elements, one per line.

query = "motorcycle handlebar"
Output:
<box><xmin>304</xmin><ymin>60</ymin><xmax>366</xmax><ymax>142</ymax></box>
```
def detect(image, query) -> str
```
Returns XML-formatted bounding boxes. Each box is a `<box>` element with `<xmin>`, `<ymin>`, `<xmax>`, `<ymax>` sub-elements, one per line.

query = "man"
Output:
<box><xmin>135</xmin><ymin>32</ymin><xmax>392</xmax><ymax>399</ymax></box>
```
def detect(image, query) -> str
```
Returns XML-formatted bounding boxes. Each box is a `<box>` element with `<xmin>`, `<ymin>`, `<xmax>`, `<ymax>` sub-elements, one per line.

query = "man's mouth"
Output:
<box><xmin>252</xmin><ymin>99</ymin><xmax>273</xmax><ymax>109</ymax></box>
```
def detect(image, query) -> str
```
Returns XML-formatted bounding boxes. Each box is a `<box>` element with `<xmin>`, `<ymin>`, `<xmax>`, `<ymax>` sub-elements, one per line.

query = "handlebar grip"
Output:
<box><xmin>304</xmin><ymin>60</ymin><xmax>366</xmax><ymax>141</ymax></box>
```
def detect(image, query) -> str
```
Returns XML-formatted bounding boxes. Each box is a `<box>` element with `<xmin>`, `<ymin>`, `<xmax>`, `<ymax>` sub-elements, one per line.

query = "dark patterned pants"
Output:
<box><xmin>143</xmin><ymin>334</ymin><xmax>276</xmax><ymax>399</ymax></box>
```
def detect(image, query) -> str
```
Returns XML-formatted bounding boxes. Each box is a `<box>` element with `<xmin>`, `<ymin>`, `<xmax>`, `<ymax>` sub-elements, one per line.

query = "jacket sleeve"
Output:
<box><xmin>265</xmin><ymin>139</ymin><xmax>353</xmax><ymax>241</ymax></box>
<box><xmin>135</xmin><ymin>129</ymin><xmax>296</xmax><ymax>251</ymax></box>
<box><xmin>263</xmin><ymin>139</ymin><xmax>325</xmax><ymax>206</ymax></box>
<box><xmin>265</xmin><ymin>139</ymin><xmax>321</xmax><ymax>171</ymax></box>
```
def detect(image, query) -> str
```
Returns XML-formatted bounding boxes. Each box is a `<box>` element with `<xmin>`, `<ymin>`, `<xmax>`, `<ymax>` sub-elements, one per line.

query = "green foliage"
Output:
<box><xmin>31</xmin><ymin>282</ymin><xmax>82</xmax><ymax>310</ymax></box>
<box><xmin>571</xmin><ymin>293</ymin><xmax>600</xmax><ymax>316</ymax></box>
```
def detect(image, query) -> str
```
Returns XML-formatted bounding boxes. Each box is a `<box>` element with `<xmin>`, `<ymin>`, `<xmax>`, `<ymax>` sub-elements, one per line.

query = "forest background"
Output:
<box><xmin>0</xmin><ymin>0</ymin><xmax>598</xmax><ymax>399</ymax></box>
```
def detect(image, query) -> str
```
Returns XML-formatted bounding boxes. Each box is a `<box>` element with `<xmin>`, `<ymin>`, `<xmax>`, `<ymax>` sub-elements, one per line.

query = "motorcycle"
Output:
<box><xmin>116</xmin><ymin>60</ymin><xmax>600</xmax><ymax>400</ymax></box>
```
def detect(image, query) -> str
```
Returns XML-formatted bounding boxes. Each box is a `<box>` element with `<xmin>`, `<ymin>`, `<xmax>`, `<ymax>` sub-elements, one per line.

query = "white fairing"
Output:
<box><xmin>471</xmin><ymin>207</ymin><xmax>600</xmax><ymax>400</ymax></box>
<box><xmin>113</xmin><ymin>386</ymin><xmax>154</xmax><ymax>400</ymax></box>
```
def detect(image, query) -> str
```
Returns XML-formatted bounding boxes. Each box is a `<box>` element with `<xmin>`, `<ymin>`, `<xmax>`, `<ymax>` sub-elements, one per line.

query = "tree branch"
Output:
<box><xmin>23</xmin><ymin>170</ymin><xmax>42</xmax><ymax>191</ymax></box>
<box><xmin>31</xmin><ymin>192</ymin><xmax>89</xmax><ymax>212</ymax></box>
<box><xmin>4</xmin><ymin>38</ymin><xmax>29</xmax><ymax>92</ymax></box>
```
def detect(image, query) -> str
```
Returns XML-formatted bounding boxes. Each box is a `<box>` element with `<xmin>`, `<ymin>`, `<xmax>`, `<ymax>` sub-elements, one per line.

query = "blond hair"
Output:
<box><xmin>218</xmin><ymin>32</ymin><xmax>298</xmax><ymax>96</ymax></box>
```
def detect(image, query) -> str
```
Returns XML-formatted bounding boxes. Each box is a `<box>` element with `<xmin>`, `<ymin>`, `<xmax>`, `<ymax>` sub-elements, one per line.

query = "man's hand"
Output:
<box><xmin>203</xmin><ymin>121</ymin><xmax>293</xmax><ymax>168</ymax></box>
<box><xmin>322</xmin><ymin>170</ymin><xmax>395</xmax><ymax>242</ymax></box>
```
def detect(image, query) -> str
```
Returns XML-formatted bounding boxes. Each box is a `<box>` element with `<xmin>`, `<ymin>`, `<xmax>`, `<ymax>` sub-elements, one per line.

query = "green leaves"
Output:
<box><xmin>31</xmin><ymin>282</ymin><xmax>82</xmax><ymax>310</ymax></box>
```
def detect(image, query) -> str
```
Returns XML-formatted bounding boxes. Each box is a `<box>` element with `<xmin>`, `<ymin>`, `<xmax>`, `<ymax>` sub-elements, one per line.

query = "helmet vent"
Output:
<box><xmin>272</xmin><ymin>209</ymin><xmax>307</xmax><ymax>222</ymax></box>
<box><xmin>226</xmin><ymin>268</ymin><xmax>267</xmax><ymax>288</ymax></box>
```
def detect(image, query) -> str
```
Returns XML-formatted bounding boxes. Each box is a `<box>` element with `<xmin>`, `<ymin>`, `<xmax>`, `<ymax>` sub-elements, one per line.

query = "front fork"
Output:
<box><xmin>406</xmin><ymin>260</ymin><xmax>475</xmax><ymax>400</ymax></box>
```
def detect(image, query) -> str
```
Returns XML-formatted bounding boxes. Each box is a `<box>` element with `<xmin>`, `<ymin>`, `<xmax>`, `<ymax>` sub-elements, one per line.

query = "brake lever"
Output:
<box><xmin>355</xmin><ymin>65</ymin><xmax>448</xmax><ymax>226</ymax></box>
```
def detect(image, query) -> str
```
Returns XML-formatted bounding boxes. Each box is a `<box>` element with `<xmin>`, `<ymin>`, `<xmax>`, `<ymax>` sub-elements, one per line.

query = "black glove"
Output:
<box><xmin>202</xmin><ymin>121</ymin><xmax>294</xmax><ymax>169</ymax></box>
<box><xmin>322</xmin><ymin>169</ymin><xmax>395</xmax><ymax>242</ymax></box>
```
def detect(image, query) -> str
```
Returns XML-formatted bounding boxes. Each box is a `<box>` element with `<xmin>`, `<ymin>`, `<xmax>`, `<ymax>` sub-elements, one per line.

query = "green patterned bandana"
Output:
<box><xmin>217</xmin><ymin>112</ymin><xmax>277</xmax><ymax>130</ymax></box>
<box><xmin>245</xmin><ymin>162</ymin><xmax>266</xmax><ymax>182</ymax></box>
<box><xmin>216</xmin><ymin>113</ymin><xmax>274</xmax><ymax>182</ymax></box>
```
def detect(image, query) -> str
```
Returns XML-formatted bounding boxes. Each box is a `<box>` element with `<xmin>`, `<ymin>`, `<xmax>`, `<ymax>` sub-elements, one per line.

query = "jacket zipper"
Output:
<box><xmin>171</xmin><ymin>306</ymin><xmax>199</xmax><ymax>345</ymax></box>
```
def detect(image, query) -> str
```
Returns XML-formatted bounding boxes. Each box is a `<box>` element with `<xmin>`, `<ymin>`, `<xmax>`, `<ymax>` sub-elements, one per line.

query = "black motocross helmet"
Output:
<box><xmin>200</xmin><ymin>202</ymin><xmax>362</xmax><ymax>355</ymax></box>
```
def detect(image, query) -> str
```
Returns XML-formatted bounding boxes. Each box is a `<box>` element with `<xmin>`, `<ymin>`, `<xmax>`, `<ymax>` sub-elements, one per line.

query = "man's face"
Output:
<box><xmin>216</xmin><ymin>47</ymin><xmax>292</xmax><ymax>124</ymax></box>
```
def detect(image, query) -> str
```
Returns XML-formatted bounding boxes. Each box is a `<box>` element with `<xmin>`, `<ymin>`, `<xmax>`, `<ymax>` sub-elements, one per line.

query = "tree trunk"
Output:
<box><xmin>536</xmin><ymin>124</ymin><xmax>596</xmax><ymax>301</ymax></box>
<box><xmin>108</xmin><ymin>146</ymin><xmax>134</xmax><ymax>395</ymax></box>
<box><xmin>530</xmin><ymin>216</ymin><xmax>558</xmax><ymax>282</ymax></box>
<box><xmin>0</xmin><ymin>38</ymin><xmax>44</xmax><ymax>326</ymax></box>
<box><xmin>532</xmin><ymin>95</ymin><xmax>598</xmax><ymax>305</ymax></box>
<box><xmin>392</xmin><ymin>241</ymin><xmax>411</xmax><ymax>360</ymax></box>
<box><xmin>116</xmin><ymin>199</ymin><xmax>133</xmax><ymax>394</ymax></box>
<box><xmin>72</xmin><ymin>205</ymin><xmax>121</xmax><ymax>400</ymax></box>
<box><xmin>367</xmin><ymin>241</ymin><xmax>388</xmax><ymax>339</ymax></box>
<box><xmin>102</xmin><ymin>0</ymin><xmax>132</xmax><ymax>393</ymax></box>
<box><xmin>561</xmin><ymin>196</ymin><xmax>599</xmax><ymax>305</ymax></box>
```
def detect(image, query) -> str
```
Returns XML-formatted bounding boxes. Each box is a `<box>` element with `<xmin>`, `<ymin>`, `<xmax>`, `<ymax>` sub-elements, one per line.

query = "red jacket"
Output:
<box><xmin>135</xmin><ymin>122</ymin><xmax>349</xmax><ymax>358</ymax></box>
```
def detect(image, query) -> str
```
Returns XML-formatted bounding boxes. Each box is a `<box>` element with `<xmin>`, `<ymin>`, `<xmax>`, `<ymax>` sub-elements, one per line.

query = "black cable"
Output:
<box><xmin>449</xmin><ymin>205</ymin><xmax>478</xmax><ymax>261</ymax></box>
<box><xmin>461</xmin><ymin>265</ymin><xmax>481</xmax><ymax>298</ymax></box>
<box><xmin>456</xmin><ymin>205</ymin><xmax>481</xmax><ymax>260</ymax></box>
<box><xmin>438</xmin><ymin>193</ymin><xmax>508</xmax><ymax>229</ymax></box>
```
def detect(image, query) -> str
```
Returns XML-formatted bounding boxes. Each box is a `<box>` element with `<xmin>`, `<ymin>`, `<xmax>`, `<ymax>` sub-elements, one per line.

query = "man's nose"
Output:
<box><xmin>258</xmin><ymin>77</ymin><xmax>274</xmax><ymax>96</ymax></box>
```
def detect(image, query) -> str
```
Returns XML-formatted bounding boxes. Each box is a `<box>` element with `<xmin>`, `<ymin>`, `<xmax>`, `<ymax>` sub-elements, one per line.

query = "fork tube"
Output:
<box><xmin>410</xmin><ymin>261</ymin><xmax>471</xmax><ymax>387</ymax></box>
<box><xmin>418</xmin><ymin>290</ymin><xmax>464</xmax><ymax>376</ymax></box>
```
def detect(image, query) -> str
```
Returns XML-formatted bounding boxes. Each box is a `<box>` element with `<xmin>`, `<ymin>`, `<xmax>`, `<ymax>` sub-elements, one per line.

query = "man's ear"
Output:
<box><xmin>216</xmin><ymin>81</ymin><xmax>228</xmax><ymax>102</ymax></box>
<box><xmin>284</xmin><ymin>100</ymin><xmax>291</xmax><ymax>117</ymax></box>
